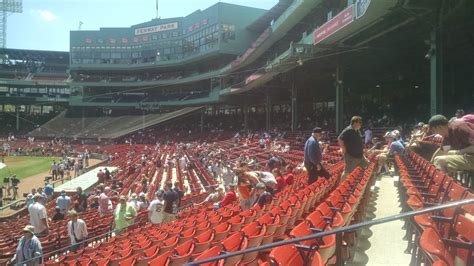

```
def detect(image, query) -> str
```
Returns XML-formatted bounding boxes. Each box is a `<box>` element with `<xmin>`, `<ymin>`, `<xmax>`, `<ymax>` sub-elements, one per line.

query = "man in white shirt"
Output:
<box><xmin>67</xmin><ymin>210</ymin><xmax>88</xmax><ymax>252</ymax></box>
<box><xmin>148</xmin><ymin>190</ymin><xmax>165</xmax><ymax>224</ymax></box>
<box><xmin>28</xmin><ymin>194</ymin><xmax>49</xmax><ymax>236</ymax></box>
<box><xmin>179</xmin><ymin>156</ymin><xmax>187</xmax><ymax>174</ymax></box>
<box><xmin>364</xmin><ymin>127</ymin><xmax>373</xmax><ymax>145</ymax></box>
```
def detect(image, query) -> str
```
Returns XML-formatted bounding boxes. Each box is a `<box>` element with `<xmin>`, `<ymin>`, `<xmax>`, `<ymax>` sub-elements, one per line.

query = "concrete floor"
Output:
<box><xmin>346</xmin><ymin>174</ymin><xmax>412</xmax><ymax>266</ymax></box>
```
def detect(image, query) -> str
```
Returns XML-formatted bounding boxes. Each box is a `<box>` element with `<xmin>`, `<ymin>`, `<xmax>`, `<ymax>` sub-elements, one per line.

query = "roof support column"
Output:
<box><xmin>200</xmin><ymin>109</ymin><xmax>204</xmax><ymax>133</ymax></box>
<box><xmin>335</xmin><ymin>66</ymin><xmax>344</xmax><ymax>133</ymax></box>
<box><xmin>243</xmin><ymin>104</ymin><xmax>249</xmax><ymax>132</ymax></box>
<box><xmin>15</xmin><ymin>105</ymin><xmax>20</xmax><ymax>132</ymax></box>
<box><xmin>430</xmin><ymin>26</ymin><xmax>443</xmax><ymax>116</ymax></box>
<box><xmin>266</xmin><ymin>93</ymin><xmax>271</xmax><ymax>131</ymax></box>
<box><xmin>291</xmin><ymin>81</ymin><xmax>298</xmax><ymax>132</ymax></box>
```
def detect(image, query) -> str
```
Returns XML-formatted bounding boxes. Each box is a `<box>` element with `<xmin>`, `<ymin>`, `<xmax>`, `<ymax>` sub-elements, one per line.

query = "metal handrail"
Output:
<box><xmin>186</xmin><ymin>198</ymin><xmax>474</xmax><ymax>265</ymax></box>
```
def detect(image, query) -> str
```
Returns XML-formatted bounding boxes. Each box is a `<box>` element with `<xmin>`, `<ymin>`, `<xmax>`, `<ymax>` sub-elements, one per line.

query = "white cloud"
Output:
<box><xmin>30</xmin><ymin>9</ymin><xmax>58</xmax><ymax>22</ymax></box>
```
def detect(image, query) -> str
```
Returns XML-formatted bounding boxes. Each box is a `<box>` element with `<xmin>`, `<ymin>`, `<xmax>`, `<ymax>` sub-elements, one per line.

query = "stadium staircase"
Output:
<box><xmin>27</xmin><ymin>107</ymin><xmax>204</xmax><ymax>139</ymax></box>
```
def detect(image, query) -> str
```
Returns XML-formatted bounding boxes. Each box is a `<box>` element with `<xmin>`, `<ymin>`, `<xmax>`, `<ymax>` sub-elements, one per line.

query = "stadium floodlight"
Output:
<box><xmin>0</xmin><ymin>0</ymin><xmax>23</xmax><ymax>48</ymax></box>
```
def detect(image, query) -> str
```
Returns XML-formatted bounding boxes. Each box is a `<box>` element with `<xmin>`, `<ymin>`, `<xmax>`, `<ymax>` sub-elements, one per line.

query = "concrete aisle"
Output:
<box><xmin>346</xmin><ymin>174</ymin><xmax>411</xmax><ymax>266</ymax></box>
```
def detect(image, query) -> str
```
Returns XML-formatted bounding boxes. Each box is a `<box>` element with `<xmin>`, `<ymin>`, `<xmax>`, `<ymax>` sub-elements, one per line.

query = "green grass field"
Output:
<box><xmin>0</xmin><ymin>156</ymin><xmax>61</xmax><ymax>180</ymax></box>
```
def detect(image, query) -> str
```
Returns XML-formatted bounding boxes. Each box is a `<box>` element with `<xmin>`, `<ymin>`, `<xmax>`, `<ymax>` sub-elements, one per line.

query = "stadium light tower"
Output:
<box><xmin>0</xmin><ymin>0</ymin><xmax>22</xmax><ymax>48</ymax></box>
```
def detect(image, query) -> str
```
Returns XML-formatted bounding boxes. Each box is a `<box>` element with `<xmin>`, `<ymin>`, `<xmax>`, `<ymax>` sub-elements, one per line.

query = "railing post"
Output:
<box><xmin>335</xmin><ymin>232</ymin><xmax>343</xmax><ymax>266</ymax></box>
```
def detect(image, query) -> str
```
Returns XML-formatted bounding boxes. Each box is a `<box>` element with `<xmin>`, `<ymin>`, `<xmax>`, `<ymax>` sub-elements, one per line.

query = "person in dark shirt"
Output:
<box><xmin>429</xmin><ymin>114</ymin><xmax>474</xmax><ymax>175</ymax></box>
<box><xmin>254</xmin><ymin>183</ymin><xmax>272</xmax><ymax>208</ymax></box>
<box><xmin>162</xmin><ymin>182</ymin><xmax>178</xmax><ymax>224</ymax></box>
<box><xmin>338</xmin><ymin>116</ymin><xmax>369</xmax><ymax>181</ymax></box>
<box><xmin>52</xmin><ymin>207</ymin><xmax>65</xmax><ymax>221</ymax></box>
<box><xmin>304</xmin><ymin>127</ymin><xmax>323</xmax><ymax>185</ymax></box>
<box><xmin>74</xmin><ymin>187</ymin><xmax>88</xmax><ymax>212</ymax></box>
<box><xmin>173</xmin><ymin>181</ymin><xmax>184</xmax><ymax>207</ymax></box>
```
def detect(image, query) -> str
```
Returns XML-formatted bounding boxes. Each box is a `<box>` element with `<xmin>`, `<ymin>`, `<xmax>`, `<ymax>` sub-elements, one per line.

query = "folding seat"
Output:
<box><xmin>220</xmin><ymin>232</ymin><xmax>249</xmax><ymax>266</ymax></box>
<box><xmin>289</xmin><ymin>221</ymin><xmax>335</xmax><ymax>263</ymax></box>
<box><xmin>149</xmin><ymin>250</ymin><xmax>171</xmax><ymax>265</ymax></box>
<box><xmin>213</xmin><ymin>222</ymin><xmax>232</xmax><ymax>244</ymax></box>
<box><xmin>419</xmin><ymin>227</ymin><xmax>454</xmax><ymax>266</ymax></box>
<box><xmin>157</xmin><ymin>235</ymin><xmax>179</xmax><ymax>255</ymax></box>
<box><xmin>325</xmin><ymin>194</ymin><xmax>352</xmax><ymax>225</ymax></box>
<box><xmin>134</xmin><ymin>245</ymin><xmax>160</xmax><ymax>266</ymax></box>
<box><xmin>314</xmin><ymin>203</ymin><xmax>345</xmax><ymax>228</ymax></box>
<box><xmin>178</xmin><ymin>227</ymin><xmax>196</xmax><ymax>245</ymax></box>
<box><xmin>228</xmin><ymin>215</ymin><xmax>246</xmax><ymax>232</ymax></box>
<box><xmin>209</xmin><ymin>215</ymin><xmax>223</xmax><ymax>227</ymax></box>
<box><xmin>240</xmin><ymin>222</ymin><xmax>267</xmax><ymax>264</ymax></box>
<box><xmin>271</xmin><ymin>206</ymin><xmax>293</xmax><ymax>241</ymax></box>
<box><xmin>109</xmin><ymin>249</ymin><xmax>133</xmax><ymax>266</ymax></box>
<box><xmin>193</xmin><ymin>246</ymin><xmax>222</xmax><ymax>266</ymax></box>
<box><xmin>193</xmin><ymin>229</ymin><xmax>215</xmax><ymax>256</ymax></box>
<box><xmin>267</xmin><ymin>244</ymin><xmax>324</xmax><ymax>266</ymax></box>
<box><xmin>169</xmin><ymin>239</ymin><xmax>195</xmax><ymax>266</ymax></box>
<box><xmin>117</xmin><ymin>254</ymin><xmax>137</xmax><ymax>266</ymax></box>
<box><xmin>195</xmin><ymin>221</ymin><xmax>211</xmax><ymax>235</ymax></box>
<box><xmin>240</xmin><ymin>209</ymin><xmax>257</xmax><ymax>225</ymax></box>
<box><xmin>256</xmin><ymin>213</ymin><xmax>281</xmax><ymax>245</ymax></box>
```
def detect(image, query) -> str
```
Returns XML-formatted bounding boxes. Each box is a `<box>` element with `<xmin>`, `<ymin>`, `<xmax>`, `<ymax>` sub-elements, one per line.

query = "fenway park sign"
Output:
<box><xmin>135</xmin><ymin>22</ymin><xmax>178</xmax><ymax>35</ymax></box>
<box><xmin>313</xmin><ymin>5</ymin><xmax>354</xmax><ymax>45</ymax></box>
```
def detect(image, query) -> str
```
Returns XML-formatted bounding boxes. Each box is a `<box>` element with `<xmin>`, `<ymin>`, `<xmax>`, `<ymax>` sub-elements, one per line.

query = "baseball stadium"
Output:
<box><xmin>0</xmin><ymin>0</ymin><xmax>473</xmax><ymax>265</ymax></box>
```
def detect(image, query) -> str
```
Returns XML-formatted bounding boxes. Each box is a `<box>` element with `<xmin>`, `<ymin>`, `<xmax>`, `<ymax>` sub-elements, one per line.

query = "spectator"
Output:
<box><xmin>376</xmin><ymin>131</ymin><xmax>405</xmax><ymax>175</ymax></box>
<box><xmin>449</xmin><ymin>109</ymin><xmax>465</xmax><ymax>122</ymax></box>
<box><xmin>56</xmin><ymin>190</ymin><xmax>71</xmax><ymax>215</ymax></box>
<box><xmin>137</xmin><ymin>192</ymin><xmax>148</xmax><ymax>210</ymax></box>
<box><xmin>98</xmin><ymin>187</ymin><xmax>111</xmax><ymax>216</ymax></box>
<box><xmin>194</xmin><ymin>186</ymin><xmax>222</xmax><ymax>206</ymax></box>
<box><xmin>218</xmin><ymin>184</ymin><xmax>237</xmax><ymax>208</ymax></box>
<box><xmin>52</xmin><ymin>207</ymin><xmax>65</xmax><ymax>221</ymax></box>
<box><xmin>11</xmin><ymin>225</ymin><xmax>43</xmax><ymax>265</ymax></box>
<box><xmin>104</xmin><ymin>168</ymin><xmax>111</xmax><ymax>181</ymax></box>
<box><xmin>273</xmin><ymin>168</ymin><xmax>286</xmax><ymax>192</ymax></box>
<box><xmin>364</xmin><ymin>127</ymin><xmax>373</xmax><ymax>145</ymax></box>
<box><xmin>283</xmin><ymin>165</ymin><xmax>295</xmax><ymax>185</ymax></box>
<box><xmin>67</xmin><ymin>210</ymin><xmax>88</xmax><ymax>252</ymax></box>
<box><xmin>25</xmin><ymin>193</ymin><xmax>34</xmax><ymax>208</ymax></box>
<box><xmin>173</xmin><ymin>181</ymin><xmax>184</xmax><ymax>207</ymax></box>
<box><xmin>50</xmin><ymin>161</ymin><xmax>58</xmax><ymax>181</ymax></box>
<box><xmin>304</xmin><ymin>127</ymin><xmax>323</xmax><ymax>185</ymax></box>
<box><xmin>338</xmin><ymin>116</ymin><xmax>369</xmax><ymax>181</ymax></box>
<box><xmin>235</xmin><ymin>169</ymin><xmax>257</xmax><ymax>210</ymax></box>
<box><xmin>97</xmin><ymin>169</ymin><xmax>105</xmax><ymax>184</ymax></box>
<box><xmin>113</xmin><ymin>195</ymin><xmax>137</xmax><ymax>232</ymax></box>
<box><xmin>148</xmin><ymin>190</ymin><xmax>165</xmax><ymax>225</ymax></box>
<box><xmin>11</xmin><ymin>175</ymin><xmax>20</xmax><ymax>200</ymax></box>
<box><xmin>43</xmin><ymin>181</ymin><xmax>54</xmax><ymax>202</ymax></box>
<box><xmin>128</xmin><ymin>193</ymin><xmax>139</xmax><ymax>210</ymax></box>
<box><xmin>74</xmin><ymin>187</ymin><xmax>88</xmax><ymax>212</ymax></box>
<box><xmin>429</xmin><ymin>114</ymin><xmax>474</xmax><ymax>175</ymax></box>
<box><xmin>254</xmin><ymin>183</ymin><xmax>272</xmax><ymax>208</ymax></box>
<box><xmin>28</xmin><ymin>194</ymin><xmax>49</xmax><ymax>237</ymax></box>
<box><xmin>162</xmin><ymin>182</ymin><xmax>179</xmax><ymax>224</ymax></box>
<box><xmin>266</xmin><ymin>155</ymin><xmax>284</xmax><ymax>171</ymax></box>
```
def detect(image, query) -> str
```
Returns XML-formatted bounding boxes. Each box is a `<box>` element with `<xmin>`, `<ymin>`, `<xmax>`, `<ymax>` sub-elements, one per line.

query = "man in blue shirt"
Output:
<box><xmin>43</xmin><ymin>182</ymin><xmax>54</xmax><ymax>202</ymax></box>
<box><xmin>56</xmin><ymin>190</ymin><xmax>71</xmax><ymax>215</ymax></box>
<box><xmin>304</xmin><ymin>127</ymin><xmax>323</xmax><ymax>184</ymax></box>
<box><xmin>377</xmin><ymin>131</ymin><xmax>405</xmax><ymax>175</ymax></box>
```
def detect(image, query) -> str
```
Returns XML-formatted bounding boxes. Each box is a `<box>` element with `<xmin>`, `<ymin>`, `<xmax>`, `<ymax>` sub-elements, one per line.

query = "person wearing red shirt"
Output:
<box><xmin>272</xmin><ymin>168</ymin><xmax>286</xmax><ymax>192</ymax></box>
<box><xmin>219</xmin><ymin>184</ymin><xmax>237</xmax><ymax>207</ymax></box>
<box><xmin>283</xmin><ymin>165</ymin><xmax>295</xmax><ymax>185</ymax></box>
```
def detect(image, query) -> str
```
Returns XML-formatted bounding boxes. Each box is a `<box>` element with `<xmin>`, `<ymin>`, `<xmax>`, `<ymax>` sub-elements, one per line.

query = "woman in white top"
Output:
<box><xmin>67</xmin><ymin>210</ymin><xmax>88</xmax><ymax>252</ymax></box>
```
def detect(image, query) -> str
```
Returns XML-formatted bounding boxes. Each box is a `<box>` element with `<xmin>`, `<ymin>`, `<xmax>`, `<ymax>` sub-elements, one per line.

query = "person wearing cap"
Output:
<box><xmin>429</xmin><ymin>114</ymin><xmax>474</xmax><ymax>175</ymax></box>
<box><xmin>10</xmin><ymin>174</ymin><xmax>20</xmax><ymax>200</ymax></box>
<box><xmin>113</xmin><ymin>195</ymin><xmax>137</xmax><ymax>232</ymax></box>
<box><xmin>43</xmin><ymin>181</ymin><xmax>54</xmax><ymax>202</ymax></box>
<box><xmin>338</xmin><ymin>116</ymin><xmax>369</xmax><ymax>181</ymax></box>
<box><xmin>449</xmin><ymin>109</ymin><xmax>465</xmax><ymax>122</ymax></box>
<box><xmin>162</xmin><ymin>182</ymin><xmax>179</xmax><ymax>224</ymax></box>
<box><xmin>56</xmin><ymin>190</ymin><xmax>71</xmax><ymax>215</ymax></box>
<box><xmin>67</xmin><ymin>210</ymin><xmax>88</xmax><ymax>252</ymax></box>
<box><xmin>11</xmin><ymin>225</ymin><xmax>43</xmax><ymax>265</ymax></box>
<box><xmin>25</xmin><ymin>193</ymin><xmax>34</xmax><ymax>209</ymax></box>
<box><xmin>137</xmin><ymin>192</ymin><xmax>149</xmax><ymax>210</ymax></box>
<box><xmin>74</xmin><ymin>187</ymin><xmax>88</xmax><ymax>213</ymax></box>
<box><xmin>128</xmin><ymin>193</ymin><xmax>139</xmax><ymax>210</ymax></box>
<box><xmin>376</xmin><ymin>131</ymin><xmax>405</xmax><ymax>175</ymax></box>
<box><xmin>253</xmin><ymin>183</ymin><xmax>272</xmax><ymax>208</ymax></box>
<box><xmin>28</xmin><ymin>194</ymin><xmax>49</xmax><ymax>237</ymax></box>
<box><xmin>98</xmin><ymin>187</ymin><xmax>111</xmax><ymax>216</ymax></box>
<box><xmin>218</xmin><ymin>184</ymin><xmax>237</xmax><ymax>208</ymax></box>
<box><xmin>304</xmin><ymin>127</ymin><xmax>324</xmax><ymax>185</ymax></box>
<box><xmin>148</xmin><ymin>190</ymin><xmax>165</xmax><ymax>224</ymax></box>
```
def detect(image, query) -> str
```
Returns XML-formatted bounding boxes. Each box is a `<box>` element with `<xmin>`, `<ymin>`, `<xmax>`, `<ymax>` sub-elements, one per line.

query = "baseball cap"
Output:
<box><xmin>312</xmin><ymin>127</ymin><xmax>322</xmax><ymax>133</ymax></box>
<box><xmin>22</xmin><ymin>225</ymin><xmax>35</xmax><ymax>234</ymax></box>
<box><xmin>256</xmin><ymin>183</ymin><xmax>266</xmax><ymax>190</ymax></box>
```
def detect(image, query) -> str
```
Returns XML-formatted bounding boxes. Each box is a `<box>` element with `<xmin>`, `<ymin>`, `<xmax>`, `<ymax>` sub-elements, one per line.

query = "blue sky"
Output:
<box><xmin>8</xmin><ymin>0</ymin><xmax>278</xmax><ymax>51</ymax></box>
